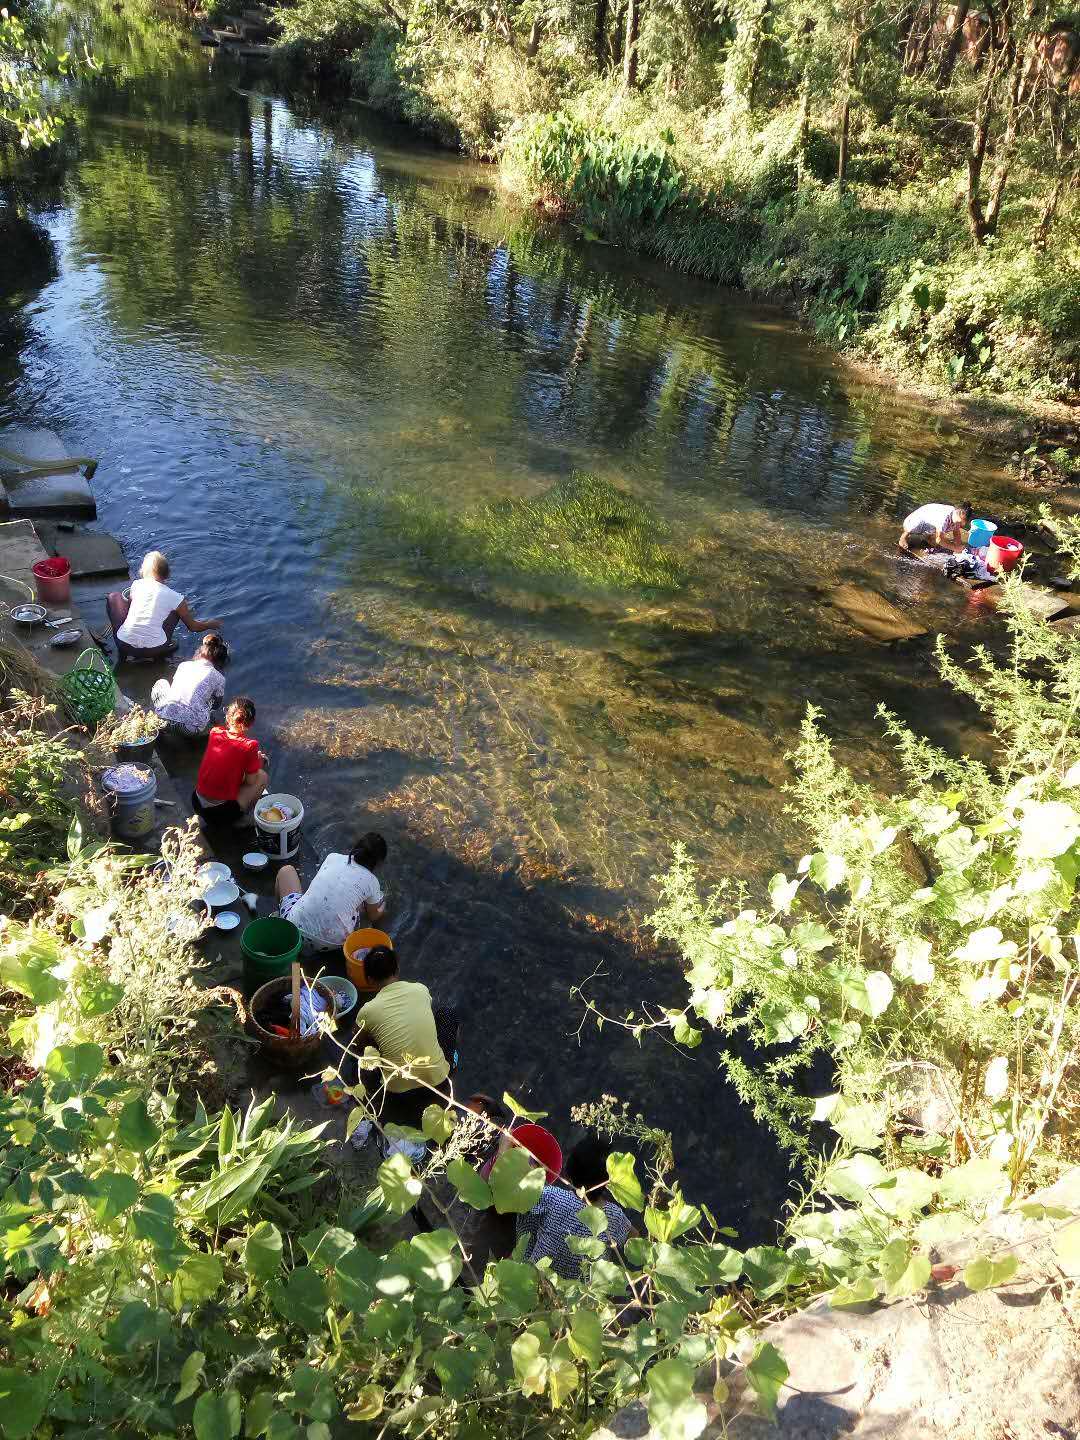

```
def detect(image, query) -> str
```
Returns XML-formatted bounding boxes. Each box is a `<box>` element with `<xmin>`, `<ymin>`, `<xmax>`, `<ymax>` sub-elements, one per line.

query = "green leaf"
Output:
<box><xmin>284</xmin><ymin>1364</ymin><xmax>336</xmax><ymax>1422</ymax></box>
<box><xmin>963</xmin><ymin>1253</ymin><xmax>1018</xmax><ymax>1290</ymax></box>
<box><xmin>792</xmin><ymin>920</ymin><xmax>833</xmax><ymax>953</ymax></box>
<box><xmin>376</xmin><ymin>1152</ymin><xmax>422</xmax><ymax>1216</ymax></box>
<box><xmin>822</xmin><ymin>1153</ymin><xmax>887</xmax><ymax>1203</ymax></box>
<box><xmin>830</xmin><ymin>1275</ymin><xmax>878</xmax><ymax>1307</ymax></box>
<box><xmin>45</xmin><ymin>1043</ymin><xmax>104</xmax><ymax>1087</ymax></box>
<box><xmin>301</xmin><ymin>1225</ymin><xmax>355</xmax><ymax>1269</ymax></box>
<box><xmin>871</xmin><ymin>1167</ymin><xmax>937</xmax><ymax>1218</ymax></box>
<box><xmin>410</xmin><ymin>1230</ymin><xmax>462</xmax><ymax>1292</ymax></box>
<box><xmin>0</xmin><ymin>1368</ymin><xmax>47</xmax><ymax>1440</ymax></box>
<box><xmin>878</xmin><ymin>1240</ymin><xmax>931</xmax><ymax>1298</ymax></box>
<box><xmin>421</xmin><ymin>1104</ymin><xmax>455</xmax><ymax>1144</ymax></box>
<box><xmin>174</xmin><ymin>1253</ymin><xmax>224</xmax><ymax>1309</ymax></box>
<box><xmin>511</xmin><ymin>1331</ymin><xmax>548</xmax><ymax>1397</ymax></box>
<box><xmin>606</xmin><ymin>1152</ymin><xmax>645</xmax><ymax>1211</ymax></box>
<box><xmin>646</xmin><ymin>1358</ymin><xmax>707</xmax><ymax>1440</ymax></box>
<box><xmin>117</xmin><ymin>1098</ymin><xmax>160</xmax><ymax>1153</ymax></box>
<box><xmin>830</xmin><ymin>1100</ymin><xmax>885</xmax><ymax>1151</ymax></box>
<box><xmin>502</xmin><ymin>1092</ymin><xmax>548</xmax><ymax>1122</ymax></box>
<box><xmin>347</xmin><ymin>1386</ymin><xmax>384</xmax><ymax>1422</ymax></box>
<box><xmin>446</xmin><ymin>1158</ymin><xmax>492</xmax><ymax>1210</ymax></box>
<box><xmin>271</xmin><ymin>1267</ymin><xmax>328</xmax><ymax>1332</ymax></box>
<box><xmin>244</xmin><ymin>1222</ymin><xmax>283</xmax><ymax>1284</ymax></box>
<box><xmin>75</xmin><ymin>974</ymin><xmax>125</xmax><ymax>1018</ymax></box>
<box><xmin>218</xmin><ymin>1107</ymin><xmax>237</xmax><ymax>1161</ymax></box>
<box><xmin>90</xmin><ymin>1171</ymin><xmax>139</xmax><ymax>1224</ymax></box>
<box><xmin>746</xmin><ymin>1342</ymin><xmax>789</xmax><ymax>1420</ymax></box>
<box><xmin>1017</xmin><ymin>801</ymin><xmax>1080</xmax><ymax>860</ymax></box>
<box><xmin>743</xmin><ymin>1245</ymin><xmax>793</xmax><ymax>1298</ymax></box>
<box><xmin>937</xmin><ymin>1158</ymin><xmax>1008</xmax><ymax>1208</ymax></box>
<box><xmin>193</xmin><ymin>1390</ymin><xmax>243</xmax><ymax>1440</ymax></box>
<box><xmin>578</xmin><ymin>1204</ymin><xmax>608</xmax><ymax>1236</ymax></box>
<box><xmin>132</xmin><ymin>1193</ymin><xmax>178</xmax><ymax>1254</ymax></box>
<box><xmin>245</xmin><ymin>1391</ymin><xmax>276</xmax><ymax>1437</ymax></box>
<box><xmin>547</xmin><ymin>1350</ymin><xmax>580</xmax><ymax>1408</ymax></box>
<box><xmin>490</xmin><ymin>1146</ymin><xmax>546</xmax><ymax>1215</ymax></box>
<box><xmin>434</xmin><ymin>1345</ymin><xmax>483</xmax><ymax>1399</ymax></box>
<box><xmin>809</xmin><ymin>852</ymin><xmax>846</xmax><ymax>891</ymax></box>
<box><xmin>568</xmin><ymin>1309</ymin><xmax>604</xmax><ymax>1368</ymax></box>
<box><xmin>176</xmin><ymin>1350</ymin><xmax>206</xmax><ymax>1404</ymax></box>
<box><xmin>893</xmin><ymin>937</ymin><xmax>934</xmax><ymax>985</ymax></box>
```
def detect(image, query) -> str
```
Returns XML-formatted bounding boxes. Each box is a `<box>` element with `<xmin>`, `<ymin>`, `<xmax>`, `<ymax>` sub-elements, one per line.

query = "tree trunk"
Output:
<box><xmin>795</xmin><ymin>18</ymin><xmax>813</xmax><ymax>189</ymax></box>
<box><xmin>623</xmin><ymin>0</ymin><xmax>640</xmax><ymax>88</ymax></box>
<box><xmin>937</xmin><ymin>0</ymin><xmax>971</xmax><ymax>87</ymax></box>
<box><xmin>594</xmin><ymin>0</ymin><xmax>609</xmax><ymax>68</ymax></box>
<box><xmin>837</xmin><ymin>23</ymin><xmax>859</xmax><ymax>195</ymax></box>
<box><xmin>981</xmin><ymin>53</ymin><xmax>1024</xmax><ymax>236</ymax></box>
<box><xmin>747</xmin><ymin>0</ymin><xmax>771</xmax><ymax>109</ymax></box>
<box><xmin>965</xmin><ymin>78</ymin><xmax>994</xmax><ymax>243</ymax></box>
<box><xmin>526</xmin><ymin>16</ymin><xmax>543</xmax><ymax>56</ymax></box>
<box><xmin>1032</xmin><ymin>175</ymin><xmax>1064</xmax><ymax>249</ymax></box>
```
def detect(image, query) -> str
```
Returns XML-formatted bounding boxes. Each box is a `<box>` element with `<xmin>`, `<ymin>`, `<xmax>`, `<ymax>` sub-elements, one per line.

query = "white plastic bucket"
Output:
<box><xmin>101</xmin><ymin>764</ymin><xmax>157</xmax><ymax>842</ymax></box>
<box><xmin>254</xmin><ymin>792</ymin><xmax>304</xmax><ymax>860</ymax></box>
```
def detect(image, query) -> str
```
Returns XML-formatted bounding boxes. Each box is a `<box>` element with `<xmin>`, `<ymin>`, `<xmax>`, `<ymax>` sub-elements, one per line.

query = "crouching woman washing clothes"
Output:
<box><xmin>192</xmin><ymin>697</ymin><xmax>269</xmax><ymax>832</ymax></box>
<box><xmin>274</xmin><ymin>832</ymin><xmax>388</xmax><ymax>952</ymax></box>
<box><xmin>151</xmin><ymin>633</ymin><xmax>229</xmax><ymax>737</ymax></box>
<box><xmin>107</xmin><ymin>551</ymin><xmax>221</xmax><ymax>662</ymax></box>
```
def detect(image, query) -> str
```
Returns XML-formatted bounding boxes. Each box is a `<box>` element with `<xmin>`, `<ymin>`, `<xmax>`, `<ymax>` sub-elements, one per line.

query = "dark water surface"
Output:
<box><xmin>1</xmin><ymin>59</ymin><xmax>1028</xmax><ymax>1236</ymax></box>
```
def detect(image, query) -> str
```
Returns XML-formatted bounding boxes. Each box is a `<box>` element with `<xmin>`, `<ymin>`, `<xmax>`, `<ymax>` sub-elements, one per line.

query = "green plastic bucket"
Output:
<box><xmin>241</xmin><ymin>917</ymin><xmax>302</xmax><ymax>998</ymax></box>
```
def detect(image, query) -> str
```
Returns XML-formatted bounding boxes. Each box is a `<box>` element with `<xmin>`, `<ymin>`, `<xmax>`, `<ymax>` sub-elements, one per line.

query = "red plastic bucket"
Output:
<box><xmin>509</xmin><ymin>1123</ymin><xmax>563</xmax><ymax>1183</ymax></box>
<box><xmin>31</xmin><ymin>556</ymin><xmax>71</xmax><ymax>605</ymax></box>
<box><xmin>989</xmin><ymin>536</ymin><xmax>1024</xmax><ymax>574</ymax></box>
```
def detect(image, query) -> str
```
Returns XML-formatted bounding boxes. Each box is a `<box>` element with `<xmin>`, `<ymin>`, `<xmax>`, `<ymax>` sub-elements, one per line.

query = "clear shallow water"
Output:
<box><xmin>0</xmin><ymin>59</ymin><xmax>1028</xmax><ymax>1235</ymax></box>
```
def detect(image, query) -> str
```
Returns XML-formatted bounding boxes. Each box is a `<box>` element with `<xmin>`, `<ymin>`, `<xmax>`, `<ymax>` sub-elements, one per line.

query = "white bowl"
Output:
<box><xmin>198</xmin><ymin>861</ymin><xmax>232</xmax><ymax>884</ymax></box>
<box><xmin>242</xmin><ymin>851</ymin><xmax>269</xmax><ymax>871</ymax></box>
<box><xmin>203</xmin><ymin>880</ymin><xmax>240</xmax><ymax>911</ymax></box>
<box><xmin>11</xmin><ymin>603</ymin><xmax>46</xmax><ymax>625</ymax></box>
<box><xmin>215</xmin><ymin>910</ymin><xmax>241</xmax><ymax>931</ymax></box>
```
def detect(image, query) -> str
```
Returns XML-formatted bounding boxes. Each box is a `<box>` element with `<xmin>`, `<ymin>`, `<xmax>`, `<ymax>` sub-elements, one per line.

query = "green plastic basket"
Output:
<box><xmin>61</xmin><ymin>648</ymin><xmax>117</xmax><ymax>726</ymax></box>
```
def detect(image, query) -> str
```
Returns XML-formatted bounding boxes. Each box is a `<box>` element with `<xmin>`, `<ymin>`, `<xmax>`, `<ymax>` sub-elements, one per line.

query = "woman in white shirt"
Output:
<box><xmin>275</xmin><ymin>832</ymin><xmax>388</xmax><ymax>952</ymax></box>
<box><xmin>151</xmin><ymin>633</ymin><xmax>229</xmax><ymax>736</ymax></box>
<box><xmin>106</xmin><ymin>551</ymin><xmax>222</xmax><ymax>662</ymax></box>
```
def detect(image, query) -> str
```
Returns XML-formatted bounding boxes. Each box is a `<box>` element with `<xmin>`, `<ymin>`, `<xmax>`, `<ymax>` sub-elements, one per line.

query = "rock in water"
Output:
<box><xmin>828</xmin><ymin>584</ymin><xmax>927</xmax><ymax>643</ymax></box>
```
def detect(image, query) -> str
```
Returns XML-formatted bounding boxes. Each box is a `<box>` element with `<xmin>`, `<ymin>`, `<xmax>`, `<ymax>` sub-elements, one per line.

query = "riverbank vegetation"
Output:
<box><xmin>268</xmin><ymin>0</ymin><xmax>1080</xmax><ymax>404</ymax></box>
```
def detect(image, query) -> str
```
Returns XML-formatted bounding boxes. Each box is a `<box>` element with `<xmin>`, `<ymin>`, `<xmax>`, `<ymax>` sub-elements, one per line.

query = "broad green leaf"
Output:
<box><xmin>963</xmin><ymin>1253</ymin><xmax>1018</xmax><ymax>1291</ymax></box>
<box><xmin>809</xmin><ymin>852</ymin><xmax>846</xmax><ymax>891</ymax></box>
<box><xmin>822</xmin><ymin>1153</ymin><xmax>887</xmax><ymax>1203</ymax></box>
<box><xmin>952</xmin><ymin>927</ymin><xmax>1017</xmax><ymax>966</ymax></box>
<box><xmin>410</xmin><ymin>1230</ymin><xmax>462</xmax><ymax>1292</ymax></box>
<box><xmin>377</xmin><ymin>1152</ymin><xmax>422</xmax><ymax>1216</ymax></box>
<box><xmin>863</xmin><ymin>971</ymin><xmax>893</xmax><ymax>1018</ymax></box>
<box><xmin>1018</xmin><ymin>800</ymin><xmax>1080</xmax><ymax>860</ymax></box>
<box><xmin>937</xmin><ymin>1158</ymin><xmax>1008</xmax><ymax>1208</ymax></box>
<box><xmin>446</xmin><ymin>1158</ymin><xmax>492</xmax><ymax>1210</ymax></box>
<box><xmin>218</xmin><ymin>1107</ymin><xmax>236</xmax><ymax>1161</ymax></box>
<box><xmin>830</xmin><ymin>1275</ymin><xmax>878</xmax><ymax>1307</ymax></box>
<box><xmin>421</xmin><ymin>1104</ymin><xmax>455</xmax><ymax>1144</ymax></box>
<box><xmin>284</xmin><ymin>1365</ymin><xmax>335</xmax><ymax>1422</ymax></box>
<box><xmin>490</xmin><ymin>1146</ymin><xmax>546</xmax><ymax>1215</ymax></box>
<box><xmin>578</xmin><ymin>1203</ymin><xmax>608</xmax><ymax>1236</ymax></box>
<box><xmin>193</xmin><ymin>1390</ymin><xmax>242</xmax><ymax>1440</ymax></box>
<box><xmin>271</xmin><ymin>1267</ymin><xmax>328</xmax><ymax>1332</ymax></box>
<box><xmin>792</xmin><ymin>920</ymin><xmax>833</xmax><ymax>953</ymax></box>
<box><xmin>176</xmin><ymin>1350</ymin><xmax>205</xmax><ymax>1404</ymax></box>
<box><xmin>244</xmin><ymin>1222</ymin><xmax>283</xmax><ymax>1284</ymax></box>
<box><xmin>893</xmin><ymin>937</ymin><xmax>934</xmax><ymax>985</ymax></box>
<box><xmin>75</xmin><ymin>974</ymin><xmax>125</xmax><ymax>1018</ymax></box>
<box><xmin>132</xmin><ymin>1193</ymin><xmax>178</xmax><ymax>1254</ymax></box>
<box><xmin>434</xmin><ymin>1346</ymin><xmax>483</xmax><ymax>1399</ymax></box>
<box><xmin>511</xmin><ymin>1331</ymin><xmax>548</xmax><ymax>1397</ymax></box>
<box><xmin>746</xmin><ymin>1342</ymin><xmax>789</xmax><ymax>1420</ymax></box>
<box><xmin>300</xmin><ymin>1225</ymin><xmax>354</xmax><ymax>1269</ymax></box>
<box><xmin>547</xmin><ymin>1350</ymin><xmax>580</xmax><ymax>1408</ymax></box>
<box><xmin>45</xmin><ymin>1043</ymin><xmax>104</xmax><ymax>1087</ymax></box>
<box><xmin>830</xmin><ymin>1100</ymin><xmax>884</xmax><ymax>1151</ymax></box>
<box><xmin>568</xmin><ymin>1309</ymin><xmax>604</xmax><ymax>1368</ymax></box>
<box><xmin>871</xmin><ymin>1167</ymin><xmax>937</xmax><ymax>1218</ymax></box>
<box><xmin>174</xmin><ymin>1253</ymin><xmax>224</xmax><ymax>1309</ymax></box>
<box><xmin>346</xmin><ymin>1387</ymin><xmax>384</xmax><ymax>1422</ymax></box>
<box><xmin>646</xmin><ymin>1357</ymin><xmax>707</xmax><ymax>1440</ymax></box>
<box><xmin>90</xmin><ymin>1171</ymin><xmax>139</xmax><ymax>1224</ymax></box>
<box><xmin>645</xmin><ymin>1196</ymin><xmax>701</xmax><ymax>1243</ymax></box>
<box><xmin>0</xmin><ymin>1368</ymin><xmax>47</xmax><ymax>1439</ymax></box>
<box><xmin>742</xmin><ymin>1245</ymin><xmax>793</xmax><ymax>1298</ymax></box>
<box><xmin>244</xmin><ymin>1390</ymin><xmax>275</xmax><ymax>1437</ymax></box>
<box><xmin>483</xmin><ymin>1258</ymin><xmax>537</xmax><ymax>1317</ymax></box>
<box><xmin>117</xmin><ymin>1099</ymin><xmax>160</xmax><ymax>1154</ymax></box>
<box><xmin>878</xmin><ymin>1240</ymin><xmax>930</xmax><ymax>1298</ymax></box>
<box><xmin>606</xmin><ymin>1152</ymin><xmax>645</xmax><ymax>1211</ymax></box>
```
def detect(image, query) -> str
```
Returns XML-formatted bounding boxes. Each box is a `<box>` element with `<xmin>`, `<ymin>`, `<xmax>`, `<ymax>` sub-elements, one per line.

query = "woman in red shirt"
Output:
<box><xmin>192</xmin><ymin>697</ymin><xmax>269</xmax><ymax>831</ymax></box>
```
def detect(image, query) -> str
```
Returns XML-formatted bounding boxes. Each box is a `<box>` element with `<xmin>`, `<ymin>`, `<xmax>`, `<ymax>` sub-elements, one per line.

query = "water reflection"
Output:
<box><xmin>2</xmin><ymin>64</ymin><xmax>1021</xmax><ymax>1232</ymax></box>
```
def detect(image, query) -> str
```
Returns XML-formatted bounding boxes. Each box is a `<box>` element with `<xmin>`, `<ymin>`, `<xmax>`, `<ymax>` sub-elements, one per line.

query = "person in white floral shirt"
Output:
<box><xmin>151</xmin><ymin>633</ymin><xmax>229</xmax><ymax>736</ymax></box>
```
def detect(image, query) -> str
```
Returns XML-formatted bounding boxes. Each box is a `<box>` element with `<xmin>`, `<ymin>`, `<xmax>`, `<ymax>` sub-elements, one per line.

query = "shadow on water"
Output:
<box><xmin>0</xmin><ymin>55</ymin><xmax>1029</xmax><ymax>1231</ymax></box>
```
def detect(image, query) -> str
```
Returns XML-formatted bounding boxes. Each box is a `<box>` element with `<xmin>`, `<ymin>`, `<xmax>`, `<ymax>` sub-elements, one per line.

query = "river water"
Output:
<box><xmin>1</xmin><ymin>54</ymin><xmax>1027</xmax><ymax>1235</ymax></box>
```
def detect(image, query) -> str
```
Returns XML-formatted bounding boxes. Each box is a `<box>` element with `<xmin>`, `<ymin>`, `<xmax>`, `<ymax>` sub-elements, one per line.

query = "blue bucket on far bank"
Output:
<box><xmin>968</xmin><ymin>519</ymin><xmax>997</xmax><ymax>551</ymax></box>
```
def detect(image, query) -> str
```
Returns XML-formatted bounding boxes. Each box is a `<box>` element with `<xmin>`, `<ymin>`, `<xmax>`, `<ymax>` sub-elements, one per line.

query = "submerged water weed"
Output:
<box><xmin>387</xmin><ymin>472</ymin><xmax>686</xmax><ymax>596</ymax></box>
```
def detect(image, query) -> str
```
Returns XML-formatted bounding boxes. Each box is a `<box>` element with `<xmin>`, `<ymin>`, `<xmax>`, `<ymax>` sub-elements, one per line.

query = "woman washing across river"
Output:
<box><xmin>151</xmin><ymin>633</ymin><xmax>229</xmax><ymax>737</ymax></box>
<box><xmin>107</xmin><ymin>551</ymin><xmax>221</xmax><ymax>662</ymax></box>
<box><xmin>274</xmin><ymin>832</ymin><xmax>388</xmax><ymax>953</ymax></box>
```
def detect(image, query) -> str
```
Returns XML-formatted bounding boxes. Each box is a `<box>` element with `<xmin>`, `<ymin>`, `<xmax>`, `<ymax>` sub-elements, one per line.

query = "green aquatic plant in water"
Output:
<box><xmin>390</xmin><ymin>471</ymin><xmax>686</xmax><ymax>596</ymax></box>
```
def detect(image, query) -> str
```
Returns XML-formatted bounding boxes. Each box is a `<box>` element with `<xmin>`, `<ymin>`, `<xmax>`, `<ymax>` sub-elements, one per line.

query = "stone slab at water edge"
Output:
<box><xmin>35</xmin><ymin>523</ymin><xmax>128</xmax><ymax>578</ymax></box>
<box><xmin>0</xmin><ymin>427</ymin><xmax>97</xmax><ymax>519</ymax></box>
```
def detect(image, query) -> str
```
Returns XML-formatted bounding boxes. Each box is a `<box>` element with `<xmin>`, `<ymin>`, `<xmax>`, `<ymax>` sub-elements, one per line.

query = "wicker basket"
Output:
<box><xmin>61</xmin><ymin>648</ymin><xmax>117</xmax><ymax>726</ymax></box>
<box><xmin>247</xmin><ymin>974</ymin><xmax>336</xmax><ymax>1070</ymax></box>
